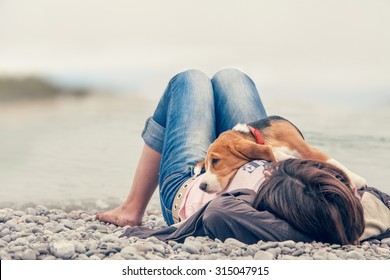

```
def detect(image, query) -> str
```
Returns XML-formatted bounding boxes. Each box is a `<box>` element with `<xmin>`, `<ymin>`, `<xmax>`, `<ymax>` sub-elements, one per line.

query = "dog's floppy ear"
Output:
<box><xmin>231</xmin><ymin>139</ymin><xmax>276</xmax><ymax>162</ymax></box>
<box><xmin>194</xmin><ymin>160</ymin><xmax>205</xmax><ymax>177</ymax></box>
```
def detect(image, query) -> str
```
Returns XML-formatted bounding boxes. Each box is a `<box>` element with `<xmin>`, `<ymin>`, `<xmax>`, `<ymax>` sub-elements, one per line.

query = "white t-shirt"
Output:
<box><xmin>178</xmin><ymin>160</ymin><xmax>270</xmax><ymax>221</ymax></box>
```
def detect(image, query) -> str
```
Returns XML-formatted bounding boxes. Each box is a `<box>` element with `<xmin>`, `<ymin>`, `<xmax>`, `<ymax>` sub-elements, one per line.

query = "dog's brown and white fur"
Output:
<box><xmin>195</xmin><ymin>116</ymin><xmax>367</xmax><ymax>194</ymax></box>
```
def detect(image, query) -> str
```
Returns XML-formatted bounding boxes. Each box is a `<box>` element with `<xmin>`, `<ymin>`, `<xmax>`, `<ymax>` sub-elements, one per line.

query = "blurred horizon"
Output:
<box><xmin>1</xmin><ymin>0</ymin><xmax>389</xmax><ymax>102</ymax></box>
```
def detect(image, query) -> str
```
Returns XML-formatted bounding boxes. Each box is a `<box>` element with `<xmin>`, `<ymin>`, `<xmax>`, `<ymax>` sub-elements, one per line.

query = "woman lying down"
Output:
<box><xmin>97</xmin><ymin>69</ymin><xmax>390</xmax><ymax>245</ymax></box>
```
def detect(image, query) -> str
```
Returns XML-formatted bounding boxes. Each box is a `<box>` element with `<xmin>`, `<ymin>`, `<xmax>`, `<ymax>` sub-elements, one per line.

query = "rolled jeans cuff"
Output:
<box><xmin>141</xmin><ymin>117</ymin><xmax>165</xmax><ymax>154</ymax></box>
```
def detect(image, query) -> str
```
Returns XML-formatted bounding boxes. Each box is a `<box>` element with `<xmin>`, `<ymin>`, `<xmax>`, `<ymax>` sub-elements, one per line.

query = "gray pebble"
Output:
<box><xmin>42</xmin><ymin>255</ymin><xmax>57</xmax><ymax>260</ymax></box>
<box><xmin>345</xmin><ymin>250</ymin><xmax>365</xmax><ymax>260</ymax></box>
<box><xmin>85</xmin><ymin>250</ymin><xmax>99</xmax><ymax>257</ymax></box>
<box><xmin>120</xmin><ymin>246</ymin><xmax>137</xmax><ymax>259</ymax></box>
<box><xmin>259</xmin><ymin>242</ymin><xmax>278</xmax><ymax>250</ymax></box>
<box><xmin>0</xmin><ymin>228</ymin><xmax>11</xmax><ymax>238</ymax></box>
<box><xmin>13</xmin><ymin>238</ymin><xmax>29</xmax><ymax>246</ymax></box>
<box><xmin>0</xmin><ymin>240</ymin><xmax>8</xmax><ymax>248</ymax></box>
<box><xmin>313</xmin><ymin>250</ymin><xmax>328</xmax><ymax>260</ymax></box>
<box><xmin>375</xmin><ymin>247</ymin><xmax>389</xmax><ymax>255</ymax></box>
<box><xmin>182</xmin><ymin>240</ymin><xmax>202</xmax><ymax>254</ymax></box>
<box><xmin>0</xmin><ymin>251</ymin><xmax>12</xmax><ymax>260</ymax></box>
<box><xmin>22</xmin><ymin>249</ymin><xmax>37</xmax><ymax>260</ymax></box>
<box><xmin>151</xmin><ymin>244</ymin><xmax>166</xmax><ymax>254</ymax></box>
<box><xmin>135</xmin><ymin>243</ymin><xmax>149</xmax><ymax>254</ymax></box>
<box><xmin>381</xmin><ymin>238</ymin><xmax>390</xmax><ymax>246</ymax></box>
<box><xmin>279</xmin><ymin>240</ymin><xmax>296</xmax><ymax>248</ymax></box>
<box><xmin>0</xmin><ymin>214</ymin><xmax>7</xmax><ymax>223</ymax></box>
<box><xmin>13</xmin><ymin>211</ymin><xmax>25</xmax><ymax>217</ymax></box>
<box><xmin>26</xmin><ymin>208</ymin><xmax>37</xmax><ymax>216</ymax></box>
<box><xmin>2</xmin><ymin>235</ymin><xmax>12</xmax><ymax>243</ymax></box>
<box><xmin>224</xmin><ymin>238</ymin><xmax>247</xmax><ymax>248</ymax></box>
<box><xmin>254</xmin><ymin>251</ymin><xmax>275</xmax><ymax>260</ymax></box>
<box><xmin>72</xmin><ymin>241</ymin><xmax>86</xmax><ymax>254</ymax></box>
<box><xmin>145</xmin><ymin>252</ymin><xmax>163</xmax><ymax>260</ymax></box>
<box><xmin>50</xmin><ymin>240</ymin><xmax>75</xmax><ymax>259</ymax></box>
<box><xmin>77</xmin><ymin>254</ymin><xmax>90</xmax><ymax>260</ymax></box>
<box><xmin>89</xmin><ymin>255</ymin><xmax>102</xmax><ymax>260</ymax></box>
<box><xmin>35</xmin><ymin>205</ymin><xmax>48</xmax><ymax>215</ymax></box>
<box><xmin>100</xmin><ymin>234</ymin><xmax>119</xmax><ymax>243</ymax></box>
<box><xmin>291</xmin><ymin>249</ymin><xmax>305</xmax><ymax>257</ymax></box>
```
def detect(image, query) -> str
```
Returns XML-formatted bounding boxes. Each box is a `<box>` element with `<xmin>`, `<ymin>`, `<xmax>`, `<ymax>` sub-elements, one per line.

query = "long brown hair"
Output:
<box><xmin>254</xmin><ymin>159</ymin><xmax>364</xmax><ymax>245</ymax></box>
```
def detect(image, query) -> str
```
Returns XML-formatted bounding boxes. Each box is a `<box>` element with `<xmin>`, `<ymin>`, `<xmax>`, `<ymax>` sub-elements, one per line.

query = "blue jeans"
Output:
<box><xmin>141</xmin><ymin>69</ymin><xmax>267</xmax><ymax>225</ymax></box>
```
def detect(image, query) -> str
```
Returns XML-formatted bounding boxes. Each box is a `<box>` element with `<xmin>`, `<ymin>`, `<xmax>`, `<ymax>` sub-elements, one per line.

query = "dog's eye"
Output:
<box><xmin>212</xmin><ymin>158</ymin><xmax>220</xmax><ymax>166</ymax></box>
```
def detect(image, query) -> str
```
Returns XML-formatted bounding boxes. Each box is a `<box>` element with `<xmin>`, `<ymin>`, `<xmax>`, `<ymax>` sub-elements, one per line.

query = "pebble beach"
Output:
<box><xmin>1</xmin><ymin>206</ymin><xmax>389</xmax><ymax>260</ymax></box>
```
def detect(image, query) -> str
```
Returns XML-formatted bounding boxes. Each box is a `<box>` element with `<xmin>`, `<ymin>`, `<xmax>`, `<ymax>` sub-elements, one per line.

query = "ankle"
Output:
<box><xmin>120</xmin><ymin>199</ymin><xmax>145</xmax><ymax>217</ymax></box>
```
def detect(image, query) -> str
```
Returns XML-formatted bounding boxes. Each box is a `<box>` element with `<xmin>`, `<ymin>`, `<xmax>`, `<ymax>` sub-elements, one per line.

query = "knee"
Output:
<box><xmin>170</xmin><ymin>69</ymin><xmax>210</xmax><ymax>88</ymax></box>
<box><xmin>166</xmin><ymin>69</ymin><xmax>212</xmax><ymax>100</ymax></box>
<box><xmin>212</xmin><ymin>68</ymin><xmax>249</xmax><ymax>84</ymax></box>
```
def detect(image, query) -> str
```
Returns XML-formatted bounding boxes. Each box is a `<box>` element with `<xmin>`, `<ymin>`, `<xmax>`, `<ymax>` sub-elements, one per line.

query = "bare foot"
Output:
<box><xmin>96</xmin><ymin>205</ymin><xmax>143</xmax><ymax>227</ymax></box>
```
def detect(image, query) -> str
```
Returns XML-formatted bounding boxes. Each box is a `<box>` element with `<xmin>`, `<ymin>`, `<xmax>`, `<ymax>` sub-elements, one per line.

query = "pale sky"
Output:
<box><xmin>0</xmin><ymin>0</ymin><xmax>389</xmax><ymax>98</ymax></box>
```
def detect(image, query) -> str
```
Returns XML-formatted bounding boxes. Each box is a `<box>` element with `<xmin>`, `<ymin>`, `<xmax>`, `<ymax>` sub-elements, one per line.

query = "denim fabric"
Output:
<box><xmin>141</xmin><ymin>69</ymin><xmax>267</xmax><ymax>225</ymax></box>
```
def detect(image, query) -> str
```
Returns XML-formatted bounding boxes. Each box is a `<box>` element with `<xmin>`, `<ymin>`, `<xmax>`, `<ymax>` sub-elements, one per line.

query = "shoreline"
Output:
<box><xmin>0</xmin><ymin>207</ymin><xmax>389</xmax><ymax>260</ymax></box>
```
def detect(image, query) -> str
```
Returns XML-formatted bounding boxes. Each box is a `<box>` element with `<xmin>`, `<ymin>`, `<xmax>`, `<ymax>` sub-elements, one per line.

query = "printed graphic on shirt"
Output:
<box><xmin>241</xmin><ymin>161</ymin><xmax>267</xmax><ymax>174</ymax></box>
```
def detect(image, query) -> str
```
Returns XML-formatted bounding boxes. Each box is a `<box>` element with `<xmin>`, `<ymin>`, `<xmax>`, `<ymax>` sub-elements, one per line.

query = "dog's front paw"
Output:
<box><xmin>349</xmin><ymin>172</ymin><xmax>367</xmax><ymax>189</ymax></box>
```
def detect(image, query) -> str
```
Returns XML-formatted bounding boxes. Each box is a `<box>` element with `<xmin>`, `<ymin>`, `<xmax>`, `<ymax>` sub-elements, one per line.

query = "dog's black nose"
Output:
<box><xmin>199</xmin><ymin>183</ymin><xmax>208</xmax><ymax>192</ymax></box>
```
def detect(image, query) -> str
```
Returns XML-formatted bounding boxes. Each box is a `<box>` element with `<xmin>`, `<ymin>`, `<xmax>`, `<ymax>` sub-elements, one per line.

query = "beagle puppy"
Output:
<box><xmin>195</xmin><ymin>116</ymin><xmax>366</xmax><ymax>194</ymax></box>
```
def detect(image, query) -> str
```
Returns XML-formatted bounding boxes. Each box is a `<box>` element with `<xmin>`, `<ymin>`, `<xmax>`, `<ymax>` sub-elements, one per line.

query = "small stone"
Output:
<box><xmin>100</xmin><ymin>234</ymin><xmax>119</xmax><ymax>243</ymax></box>
<box><xmin>32</xmin><ymin>227</ymin><xmax>44</xmax><ymax>234</ymax></box>
<box><xmin>0</xmin><ymin>228</ymin><xmax>11</xmax><ymax>238</ymax></box>
<box><xmin>5</xmin><ymin>220</ymin><xmax>17</xmax><ymax>229</ymax></box>
<box><xmin>77</xmin><ymin>254</ymin><xmax>90</xmax><ymax>260</ymax></box>
<box><xmin>375</xmin><ymin>247</ymin><xmax>389</xmax><ymax>255</ymax></box>
<box><xmin>281</xmin><ymin>247</ymin><xmax>292</xmax><ymax>254</ymax></box>
<box><xmin>182</xmin><ymin>241</ymin><xmax>201</xmax><ymax>254</ymax></box>
<box><xmin>151</xmin><ymin>244</ymin><xmax>165</xmax><ymax>254</ymax></box>
<box><xmin>345</xmin><ymin>250</ymin><xmax>365</xmax><ymax>260</ymax></box>
<box><xmin>96</xmin><ymin>225</ymin><xmax>109</xmax><ymax>233</ymax></box>
<box><xmin>313</xmin><ymin>250</ymin><xmax>328</xmax><ymax>260</ymax></box>
<box><xmin>0</xmin><ymin>215</ymin><xmax>7</xmax><ymax>223</ymax></box>
<box><xmin>22</xmin><ymin>249</ymin><xmax>37</xmax><ymax>260</ymax></box>
<box><xmin>2</xmin><ymin>235</ymin><xmax>12</xmax><ymax>243</ymax></box>
<box><xmin>89</xmin><ymin>255</ymin><xmax>102</xmax><ymax>260</ymax></box>
<box><xmin>120</xmin><ymin>246</ymin><xmax>137</xmax><ymax>259</ymax></box>
<box><xmin>35</xmin><ymin>205</ymin><xmax>48</xmax><ymax>215</ymax></box>
<box><xmin>13</xmin><ymin>211</ymin><xmax>25</xmax><ymax>217</ymax></box>
<box><xmin>0</xmin><ymin>240</ymin><xmax>8</xmax><ymax>248</ymax></box>
<box><xmin>135</xmin><ymin>243</ymin><xmax>149</xmax><ymax>254</ymax></box>
<box><xmin>254</xmin><ymin>251</ymin><xmax>275</xmax><ymax>260</ymax></box>
<box><xmin>259</xmin><ymin>242</ymin><xmax>278</xmax><ymax>250</ymax></box>
<box><xmin>224</xmin><ymin>238</ymin><xmax>247</xmax><ymax>248</ymax></box>
<box><xmin>68</xmin><ymin>210</ymin><xmax>82</xmax><ymax>220</ymax></box>
<box><xmin>42</xmin><ymin>255</ymin><xmax>56</xmax><ymax>260</ymax></box>
<box><xmin>85</xmin><ymin>250</ymin><xmax>99</xmax><ymax>257</ymax></box>
<box><xmin>26</xmin><ymin>208</ymin><xmax>37</xmax><ymax>216</ymax></box>
<box><xmin>145</xmin><ymin>252</ymin><xmax>163</xmax><ymax>260</ymax></box>
<box><xmin>50</xmin><ymin>241</ymin><xmax>75</xmax><ymax>259</ymax></box>
<box><xmin>64</xmin><ymin>222</ymin><xmax>77</xmax><ymax>230</ymax></box>
<box><xmin>0</xmin><ymin>251</ymin><xmax>12</xmax><ymax>260</ymax></box>
<box><xmin>292</xmin><ymin>249</ymin><xmax>305</xmax><ymax>257</ymax></box>
<box><xmin>13</xmin><ymin>238</ymin><xmax>29</xmax><ymax>246</ymax></box>
<box><xmin>72</xmin><ymin>241</ymin><xmax>86</xmax><ymax>254</ymax></box>
<box><xmin>381</xmin><ymin>238</ymin><xmax>390</xmax><ymax>246</ymax></box>
<box><xmin>53</xmin><ymin>226</ymin><xmax>65</xmax><ymax>233</ymax></box>
<box><xmin>279</xmin><ymin>240</ymin><xmax>296</xmax><ymax>248</ymax></box>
